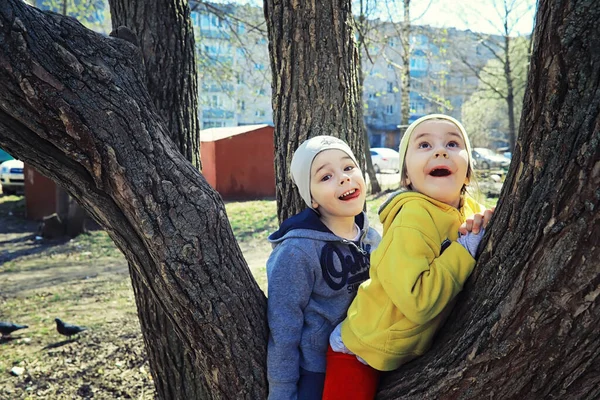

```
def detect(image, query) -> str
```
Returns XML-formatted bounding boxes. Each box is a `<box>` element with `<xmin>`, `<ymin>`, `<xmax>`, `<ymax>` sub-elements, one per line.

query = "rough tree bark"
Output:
<box><xmin>378</xmin><ymin>0</ymin><xmax>600</xmax><ymax>397</ymax></box>
<box><xmin>264</xmin><ymin>0</ymin><xmax>366</xmax><ymax>223</ymax></box>
<box><xmin>109</xmin><ymin>0</ymin><xmax>201</xmax><ymax>170</ymax></box>
<box><xmin>107</xmin><ymin>1</ymin><xmax>204</xmax><ymax>397</ymax></box>
<box><xmin>1</xmin><ymin>0</ymin><xmax>599</xmax><ymax>399</ymax></box>
<box><xmin>0</xmin><ymin>2</ymin><xmax>267</xmax><ymax>398</ymax></box>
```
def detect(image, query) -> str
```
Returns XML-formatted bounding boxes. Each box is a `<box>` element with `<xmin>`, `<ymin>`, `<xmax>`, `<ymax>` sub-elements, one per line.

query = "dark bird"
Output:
<box><xmin>0</xmin><ymin>321</ymin><xmax>29</xmax><ymax>337</ymax></box>
<box><xmin>55</xmin><ymin>318</ymin><xmax>87</xmax><ymax>338</ymax></box>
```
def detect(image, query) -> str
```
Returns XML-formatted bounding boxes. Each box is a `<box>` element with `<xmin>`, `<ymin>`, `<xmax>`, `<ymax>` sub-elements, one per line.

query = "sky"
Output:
<box><xmin>403</xmin><ymin>0</ymin><xmax>537</xmax><ymax>35</ymax></box>
<box><xmin>226</xmin><ymin>0</ymin><xmax>538</xmax><ymax>36</ymax></box>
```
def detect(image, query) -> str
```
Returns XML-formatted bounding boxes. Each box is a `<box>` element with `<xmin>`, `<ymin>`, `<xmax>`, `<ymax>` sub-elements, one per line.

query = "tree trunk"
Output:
<box><xmin>504</xmin><ymin>34</ymin><xmax>516</xmax><ymax>151</ymax></box>
<box><xmin>0</xmin><ymin>2</ymin><xmax>267</xmax><ymax>399</ymax></box>
<box><xmin>264</xmin><ymin>0</ymin><xmax>366</xmax><ymax>223</ymax></box>
<box><xmin>106</xmin><ymin>1</ymin><xmax>203</xmax><ymax>397</ymax></box>
<box><xmin>378</xmin><ymin>0</ymin><xmax>600</xmax><ymax>397</ymax></box>
<box><xmin>357</xmin><ymin>5</ymin><xmax>381</xmax><ymax>195</ymax></box>
<box><xmin>1</xmin><ymin>0</ymin><xmax>599</xmax><ymax>399</ymax></box>
<box><xmin>109</xmin><ymin>0</ymin><xmax>201</xmax><ymax>170</ymax></box>
<box><xmin>400</xmin><ymin>0</ymin><xmax>411</xmax><ymax>126</ymax></box>
<box><xmin>363</xmin><ymin>126</ymin><xmax>382</xmax><ymax>194</ymax></box>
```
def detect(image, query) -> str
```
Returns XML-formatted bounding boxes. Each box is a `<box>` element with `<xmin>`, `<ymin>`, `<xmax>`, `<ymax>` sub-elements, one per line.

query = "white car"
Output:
<box><xmin>0</xmin><ymin>159</ymin><xmax>24</xmax><ymax>195</ymax></box>
<box><xmin>370</xmin><ymin>147</ymin><xmax>400</xmax><ymax>173</ymax></box>
<box><xmin>471</xmin><ymin>148</ymin><xmax>511</xmax><ymax>170</ymax></box>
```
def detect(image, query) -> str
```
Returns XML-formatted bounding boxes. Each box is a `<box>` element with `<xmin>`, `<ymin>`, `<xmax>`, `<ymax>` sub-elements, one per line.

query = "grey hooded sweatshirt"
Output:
<box><xmin>266</xmin><ymin>208</ymin><xmax>381</xmax><ymax>399</ymax></box>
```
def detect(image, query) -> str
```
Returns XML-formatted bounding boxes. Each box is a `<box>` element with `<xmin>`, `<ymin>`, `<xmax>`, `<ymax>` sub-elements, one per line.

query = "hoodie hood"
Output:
<box><xmin>268</xmin><ymin>208</ymin><xmax>368</xmax><ymax>243</ymax></box>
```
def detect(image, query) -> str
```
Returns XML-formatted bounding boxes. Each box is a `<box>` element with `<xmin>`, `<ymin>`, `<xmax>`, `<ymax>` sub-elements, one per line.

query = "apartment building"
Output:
<box><xmin>191</xmin><ymin>3</ymin><xmax>499</xmax><ymax>147</ymax></box>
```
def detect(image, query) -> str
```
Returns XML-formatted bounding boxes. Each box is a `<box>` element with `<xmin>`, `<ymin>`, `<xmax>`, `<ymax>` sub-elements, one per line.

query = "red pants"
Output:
<box><xmin>322</xmin><ymin>346</ymin><xmax>380</xmax><ymax>399</ymax></box>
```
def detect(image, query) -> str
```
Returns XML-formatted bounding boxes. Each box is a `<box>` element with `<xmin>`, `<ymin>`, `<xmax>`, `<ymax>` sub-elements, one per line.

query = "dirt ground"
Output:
<box><xmin>0</xmin><ymin>196</ymin><xmax>155</xmax><ymax>399</ymax></box>
<box><xmin>0</xmin><ymin>196</ymin><xmax>271</xmax><ymax>399</ymax></box>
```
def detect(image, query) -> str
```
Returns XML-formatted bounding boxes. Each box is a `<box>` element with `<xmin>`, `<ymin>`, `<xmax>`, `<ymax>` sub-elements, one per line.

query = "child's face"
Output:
<box><xmin>309</xmin><ymin>149</ymin><xmax>366</xmax><ymax>220</ymax></box>
<box><xmin>404</xmin><ymin>120</ymin><xmax>469</xmax><ymax>208</ymax></box>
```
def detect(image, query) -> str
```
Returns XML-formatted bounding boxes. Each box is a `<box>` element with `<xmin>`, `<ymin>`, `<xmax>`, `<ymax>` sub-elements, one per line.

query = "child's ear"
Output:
<box><xmin>311</xmin><ymin>198</ymin><xmax>319</xmax><ymax>209</ymax></box>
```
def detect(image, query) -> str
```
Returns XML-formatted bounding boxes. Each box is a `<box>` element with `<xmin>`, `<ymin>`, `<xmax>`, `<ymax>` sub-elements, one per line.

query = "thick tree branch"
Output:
<box><xmin>0</xmin><ymin>1</ymin><xmax>267</xmax><ymax>397</ymax></box>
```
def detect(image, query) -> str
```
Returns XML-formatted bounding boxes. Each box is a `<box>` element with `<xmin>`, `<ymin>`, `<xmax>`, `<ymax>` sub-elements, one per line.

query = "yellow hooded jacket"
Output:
<box><xmin>340</xmin><ymin>190</ymin><xmax>485</xmax><ymax>371</ymax></box>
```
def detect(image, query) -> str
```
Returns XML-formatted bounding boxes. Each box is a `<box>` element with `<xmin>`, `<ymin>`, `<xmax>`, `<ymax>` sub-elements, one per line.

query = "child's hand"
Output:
<box><xmin>457</xmin><ymin>228</ymin><xmax>486</xmax><ymax>258</ymax></box>
<box><xmin>459</xmin><ymin>207</ymin><xmax>495</xmax><ymax>236</ymax></box>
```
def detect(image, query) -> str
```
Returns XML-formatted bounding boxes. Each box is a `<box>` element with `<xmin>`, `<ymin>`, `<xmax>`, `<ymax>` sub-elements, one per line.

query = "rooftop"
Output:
<box><xmin>200</xmin><ymin>124</ymin><xmax>272</xmax><ymax>142</ymax></box>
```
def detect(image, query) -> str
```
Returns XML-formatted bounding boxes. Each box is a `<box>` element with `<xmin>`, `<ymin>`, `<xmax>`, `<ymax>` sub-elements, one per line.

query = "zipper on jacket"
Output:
<box><xmin>341</xmin><ymin>239</ymin><xmax>368</xmax><ymax>256</ymax></box>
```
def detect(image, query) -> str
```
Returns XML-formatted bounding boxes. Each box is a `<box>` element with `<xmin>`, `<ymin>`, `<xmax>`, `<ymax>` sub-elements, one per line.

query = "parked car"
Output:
<box><xmin>370</xmin><ymin>147</ymin><xmax>400</xmax><ymax>173</ymax></box>
<box><xmin>471</xmin><ymin>147</ymin><xmax>511</xmax><ymax>170</ymax></box>
<box><xmin>0</xmin><ymin>159</ymin><xmax>24</xmax><ymax>195</ymax></box>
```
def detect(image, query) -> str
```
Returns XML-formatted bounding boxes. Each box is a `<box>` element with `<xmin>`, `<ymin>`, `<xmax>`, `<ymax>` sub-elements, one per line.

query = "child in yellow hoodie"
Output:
<box><xmin>323</xmin><ymin>114</ymin><xmax>491</xmax><ymax>399</ymax></box>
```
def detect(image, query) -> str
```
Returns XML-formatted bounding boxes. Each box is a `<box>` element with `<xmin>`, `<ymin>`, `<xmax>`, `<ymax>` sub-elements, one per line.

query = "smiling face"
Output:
<box><xmin>309</xmin><ymin>149</ymin><xmax>366</xmax><ymax>222</ymax></box>
<box><xmin>403</xmin><ymin>120</ymin><xmax>470</xmax><ymax>208</ymax></box>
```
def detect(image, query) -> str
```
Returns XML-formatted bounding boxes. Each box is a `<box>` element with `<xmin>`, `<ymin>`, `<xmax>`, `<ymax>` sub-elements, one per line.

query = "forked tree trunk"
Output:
<box><xmin>264</xmin><ymin>0</ymin><xmax>366</xmax><ymax>222</ymax></box>
<box><xmin>107</xmin><ymin>1</ymin><xmax>203</xmax><ymax>397</ymax></box>
<box><xmin>1</xmin><ymin>0</ymin><xmax>599</xmax><ymax>399</ymax></box>
<box><xmin>378</xmin><ymin>0</ymin><xmax>600</xmax><ymax>397</ymax></box>
<box><xmin>0</xmin><ymin>2</ymin><xmax>267</xmax><ymax>398</ymax></box>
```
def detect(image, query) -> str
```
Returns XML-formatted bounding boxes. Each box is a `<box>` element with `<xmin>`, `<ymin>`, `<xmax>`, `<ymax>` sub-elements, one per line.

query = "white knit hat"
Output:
<box><xmin>398</xmin><ymin>114</ymin><xmax>473</xmax><ymax>185</ymax></box>
<box><xmin>290</xmin><ymin>135</ymin><xmax>359</xmax><ymax>209</ymax></box>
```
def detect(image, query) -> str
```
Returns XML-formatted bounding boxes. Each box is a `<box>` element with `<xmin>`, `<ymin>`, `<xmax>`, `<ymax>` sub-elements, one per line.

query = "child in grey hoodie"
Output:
<box><xmin>266</xmin><ymin>136</ymin><xmax>381</xmax><ymax>400</ymax></box>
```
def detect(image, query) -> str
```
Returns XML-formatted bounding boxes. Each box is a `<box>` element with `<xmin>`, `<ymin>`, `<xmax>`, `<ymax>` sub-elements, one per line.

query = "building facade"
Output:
<box><xmin>190</xmin><ymin>3</ymin><xmax>501</xmax><ymax>148</ymax></box>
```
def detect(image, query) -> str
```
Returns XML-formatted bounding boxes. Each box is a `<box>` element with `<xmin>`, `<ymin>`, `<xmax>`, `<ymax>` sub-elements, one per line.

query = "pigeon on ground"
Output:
<box><xmin>55</xmin><ymin>318</ymin><xmax>87</xmax><ymax>338</ymax></box>
<box><xmin>0</xmin><ymin>321</ymin><xmax>29</xmax><ymax>337</ymax></box>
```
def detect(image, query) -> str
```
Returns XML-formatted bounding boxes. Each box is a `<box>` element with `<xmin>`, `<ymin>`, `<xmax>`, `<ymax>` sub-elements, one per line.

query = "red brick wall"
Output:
<box><xmin>24</xmin><ymin>165</ymin><xmax>58</xmax><ymax>221</ymax></box>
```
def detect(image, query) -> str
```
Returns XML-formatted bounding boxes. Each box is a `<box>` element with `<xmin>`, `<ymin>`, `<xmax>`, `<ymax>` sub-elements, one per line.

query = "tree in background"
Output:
<box><xmin>30</xmin><ymin>0</ymin><xmax>111</xmax><ymax>33</ymax></box>
<box><xmin>355</xmin><ymin>0</ymin><xmax>383</xmax><ymax>193</ymax></box>
<box><xmin>191</xmin><ymin>2</ymin><xmax>273</xmax><ymax>127</ymax></box>
<box><xmin>461</xmin><ymin>36</ymin><xmax>529</xmax><ymax>147</ymax></box>
<box><xmin>452</xmin><ymin>0</ymin><xmax>535</xmax><ymax>151</ymax></box>
<box><xmin>1</xmin><ymin>0</ymin><xmax>599</xmax><ymax>398</ymax></box>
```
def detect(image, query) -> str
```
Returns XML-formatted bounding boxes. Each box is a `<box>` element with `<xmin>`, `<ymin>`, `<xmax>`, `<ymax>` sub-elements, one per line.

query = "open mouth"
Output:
<box><xmin>429</xmin><ymin>167</ymin><xmax>452</xmax><ymax>177</ymax></box>
<box><xmin>339</xmin><ymin>188</ymin><xmax>360</xmax><ymax>200</ymax></box>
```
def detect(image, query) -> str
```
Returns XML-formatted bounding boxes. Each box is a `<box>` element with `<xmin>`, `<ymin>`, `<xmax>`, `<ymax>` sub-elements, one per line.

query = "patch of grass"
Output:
<box><xmin>65</xmin><ymin>230</ymin><xmax>123</xmax><ymax>259</ymax></box>
<box><xmin>225</xmin><ymin>200</ymin><xmax>279</xmax><ymax>242</ymax></box>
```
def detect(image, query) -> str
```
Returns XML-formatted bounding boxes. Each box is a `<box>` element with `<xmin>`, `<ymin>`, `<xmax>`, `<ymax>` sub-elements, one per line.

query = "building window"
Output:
<box><xmin>210</xmin><ymin>95</ymin><xmax>221</xmax><ymax>108</ymax></box>
<box><xmin>387</xmin><ymin>82</ymin><xmax>394</xmax><ymax>93</ymax></box>
<box><xmin>410</xmin><ymin>57</ymin><xmax>427</xmax><ymax>71</ymax></box>
<box><xmin>211</xmin><ymin>15</ymin><xmax>223</xmax><ymax>28</ymax></box>
<box><xmin>255</xmin><ymin>110</ymin><xmax>266</xmax><ymax>117</ymax></box>
<box><xmin>238</xmin><ymin>100</ymin><xmax>246</xmax><ymax>111</ymax></box>
<box><xmin>254</xmin><ymin>63</ymin><xmax>265</xmax><ymax>70</ymax></box>
<box><xmin>386</xmin><ymin>105</ymin><xmax>394</xmax><ymax>115</ymax></box>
